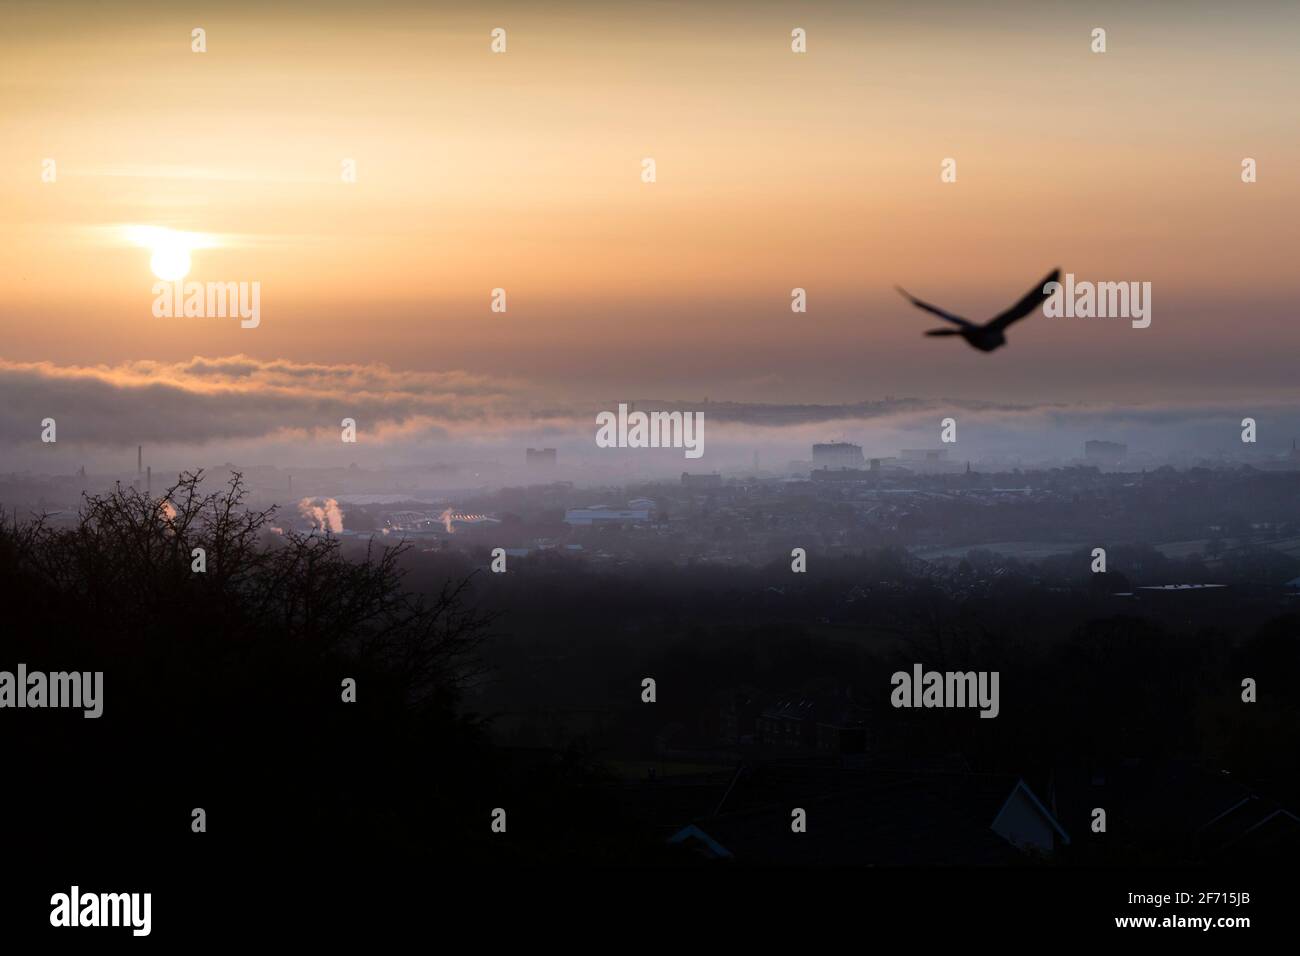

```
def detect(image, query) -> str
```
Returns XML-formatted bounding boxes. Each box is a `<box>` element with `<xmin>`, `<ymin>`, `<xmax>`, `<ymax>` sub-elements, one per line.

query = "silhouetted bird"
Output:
<box><xmin>897</xmin><ymin>268</ymin><xmax>1060</xmax><ymax>352</ymax></box>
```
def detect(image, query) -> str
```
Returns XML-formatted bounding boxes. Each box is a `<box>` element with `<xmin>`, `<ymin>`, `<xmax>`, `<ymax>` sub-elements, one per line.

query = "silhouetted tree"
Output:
<box><xmin>0</xmin><ymin>471</ymin><xmax>496</xmax><ymax>864</ymax></box>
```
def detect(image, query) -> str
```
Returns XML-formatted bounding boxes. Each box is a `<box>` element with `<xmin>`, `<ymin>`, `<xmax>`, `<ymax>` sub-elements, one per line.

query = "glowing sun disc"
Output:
<box><xmin>122</xmin><ymin>225</ymin><xmax>207</xmax><ymax>281</ymax></box>
<box><xmin>150</xmin><ymin>245</ymin><xmax>192</xmax><ymax>281</ymax></box>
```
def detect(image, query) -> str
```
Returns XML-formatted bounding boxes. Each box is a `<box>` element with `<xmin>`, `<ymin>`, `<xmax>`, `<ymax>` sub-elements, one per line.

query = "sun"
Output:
<box><xmin>150</xmin><ymin>243</ymin><xmax>192</xmax><ymax>282</ymax></box>
<box><xmin>122</xmin><ymin>225</ymin><xmax>207</xmax><ymax>281</ymax></box>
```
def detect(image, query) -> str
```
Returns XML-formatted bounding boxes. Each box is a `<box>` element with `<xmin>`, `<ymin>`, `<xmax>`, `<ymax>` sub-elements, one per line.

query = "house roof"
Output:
<box><xmin>670</xmin><ymin>764</ymin><xmax>1055</xmax><ymax>865</ymax></box>
<box><xmin>1197</xmin><ymin>798</ymin><xmax>1300</xmax><ymax>854</ymax></box>
<box><xmin>1048</xmin><ymin>759</ymin><xmax>1300</xmax><ymax>859</ymax></box>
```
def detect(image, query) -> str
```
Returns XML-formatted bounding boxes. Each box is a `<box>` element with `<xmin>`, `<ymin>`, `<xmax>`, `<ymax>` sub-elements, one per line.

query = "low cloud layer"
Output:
<box><xmin>2</xmin><ymin>355</ymin><xmax>1298</xmax><ymax>476</ymax></box>
<box><xmin>0</xmin><ymin>355</ymin><xmax>533</xmax><ymax>446</ymax></box>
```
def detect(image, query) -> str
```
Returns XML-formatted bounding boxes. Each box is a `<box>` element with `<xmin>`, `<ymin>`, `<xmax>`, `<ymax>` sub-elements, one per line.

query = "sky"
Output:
<box><xmin>1</xmin><ymin>0</ymin><xmax>1298</xmax><ymax>469</ymax></box>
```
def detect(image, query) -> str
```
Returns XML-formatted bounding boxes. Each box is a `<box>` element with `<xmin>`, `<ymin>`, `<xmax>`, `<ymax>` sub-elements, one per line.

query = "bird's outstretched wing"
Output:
<box><xmin>987</xmin><ymin>268</ymin><xmax>1061</xmax><ymax>331</ymax></box>
<box><xmin>895</xmin><ymin>286</ymin><xmax>972</xmax><ymax>327</ymax></box>
<box><xmin>924</xmin><ymin>328</ymin><xmax>961</xmax><ymax>337</ymax></box>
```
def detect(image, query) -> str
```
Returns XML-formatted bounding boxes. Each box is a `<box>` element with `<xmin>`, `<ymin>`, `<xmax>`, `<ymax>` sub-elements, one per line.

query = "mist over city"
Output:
<box><xmin>3</xmin><ymin>0</ymin><xmax>1298</xmax><ymax>942</ymax></box>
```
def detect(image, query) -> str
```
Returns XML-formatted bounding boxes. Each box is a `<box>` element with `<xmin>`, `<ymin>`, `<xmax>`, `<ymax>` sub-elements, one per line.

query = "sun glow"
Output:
<box><xmin>149</xmin><ymin>245</ymin><xmax>190</xmax><ymax>282</ymax></box>
<box><xmin>122</xmin><ymin>225</ymin><xmax>213</xmax><ymax>282</ymax></box>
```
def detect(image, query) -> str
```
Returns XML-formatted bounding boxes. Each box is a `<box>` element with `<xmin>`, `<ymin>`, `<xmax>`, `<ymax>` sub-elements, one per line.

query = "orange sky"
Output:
<box><xmin>2</xmin><ymin>0</ymin><xmax>1298</xmax><ymax>403</ymax></box>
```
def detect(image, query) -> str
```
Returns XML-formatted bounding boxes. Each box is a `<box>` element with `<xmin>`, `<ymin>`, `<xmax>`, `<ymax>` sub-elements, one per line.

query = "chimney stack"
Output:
<box><xmin>137</xmin><ymin>445</ymin><xmax>142</xmax><ymax>475</ymax></box>
<box><xmin>147</xmin><ymin>465</ymin><xmax>152</xmax><ymax>497</ymax></box>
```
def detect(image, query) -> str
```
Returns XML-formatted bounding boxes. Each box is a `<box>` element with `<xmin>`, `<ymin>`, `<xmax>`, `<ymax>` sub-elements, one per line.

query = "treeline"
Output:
<box><xmin>0</xmin><ymin>473</ymin><xmax>664</xmax><ymax>868</ymax></box>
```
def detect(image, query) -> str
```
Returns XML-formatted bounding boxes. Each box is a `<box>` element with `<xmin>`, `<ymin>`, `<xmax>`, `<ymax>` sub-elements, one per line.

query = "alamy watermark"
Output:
<box><xmin>890</xmin><ymin>663</ymin><xmax>999</xmax><ymax>719</ymax></box>
<box><xmin>595</xmin><ymin>403</ymin><xmax>704</xmax><ymax>459</ymax></box>
<box><xmin>50</xmin><ymin>886</ymin><xmax>150</xmax><ymax>936</ymax></box>
<box><xmin>152</xmin><ymin>280</ymin><xmax>260</xmax><ymax>329</ymax></box>
<box><xmin>1043</xmin><ymin>273</ymin><xmax>1151</xmax><ymax>329</ymax></box>
<box><xmin>0</xmin><ymin>664</ymin><xmax>103</xmax><ymax>718</ymax></box>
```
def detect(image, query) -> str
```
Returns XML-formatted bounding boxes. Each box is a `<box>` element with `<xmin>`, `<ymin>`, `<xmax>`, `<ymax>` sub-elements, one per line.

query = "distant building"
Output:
<box><xmin>810</xmin><ymin>468</ymin><xmax>868</xmax><ymax>482</ymax></box>
<box><xmin>752</xmin><ymin>692</ymin><xmax>869</xmax><ymax>755</ymax></box>
<box><xmin>525</xmin><ymin>448</ymin><xmax>557</xmax><ymax>467</ymax></box>
<box><xmin>384</xmin><ymin>511</ymin><xmax>499</xmax><ymax>533</ymax></box>
<box><xmin>813</xmin><ymin>442</ymin><xmax>864</xmax><ymax>470</ymax></box>
<box><xmin>897</xmin><ymin>448</ymin><xmax>961</xmax><ymax>474</ymax></box>
<box><xmin>681</xmin><ymin>472</ymin><xmax>722</xmax><ymax>489</ymax></box>
<box><xmin>564</xmin><ymin>506</ymin><xmax>651</xmax><ymax>526</ymax></box>
<box><xmin>900</xmin><ymin>448</ymin><xmax>949</xmax><ymax>462</ymax></box>
<box><xmin>448</xmin><ymin>513</ymin><xmax>500</xmax><ymax>529</ymax></box>
<box><xmin>756</xmin><ymin>696</ymin><xmax>818</xmax><ymax>751</ymax></box>
<box><xmin>1084</xmin><ymin>440</ymin><xmax>1127</xmax><ymax>462</ymax></box>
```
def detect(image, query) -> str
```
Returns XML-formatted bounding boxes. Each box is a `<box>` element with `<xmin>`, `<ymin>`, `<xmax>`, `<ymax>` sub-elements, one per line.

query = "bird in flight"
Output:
<box><xmin>896</xmin><ymin>268</ymin><xmax>1060</xmax><ymax>352</ymax></box>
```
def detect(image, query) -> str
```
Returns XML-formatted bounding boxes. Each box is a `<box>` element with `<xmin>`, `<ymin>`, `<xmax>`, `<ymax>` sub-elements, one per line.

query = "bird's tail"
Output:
<box><xmin>925</xmin><ymin>329</ymin><xmax>960</xmax><ymax>336</ymax></box>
